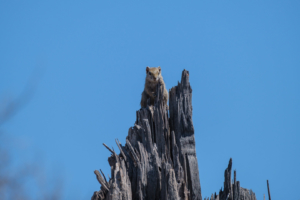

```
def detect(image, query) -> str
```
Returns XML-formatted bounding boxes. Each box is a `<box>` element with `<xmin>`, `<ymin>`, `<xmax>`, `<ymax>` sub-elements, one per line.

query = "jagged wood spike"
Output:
<box><xmin>94</xmin><ymin>170</ymin><xmax>109</xmax><ymax>191</ymax></box>
<box><xmin>267</xmin><ymin>180</ymin><xmax>271</xmax><ymax>200</ymax></box>
<box><xmin>102</xmin><ymin>143</ymin><xmax>115</xmax><ymax>154</ymax></box>
<box><xmin>100</xmin><ymin>169</ymin><xmax>108</xmax><ymax>184</ymax></box>
<box><xmin>110</xmin><ymin>145</ymin><xmax>120</xmax><ymax>165</ymax></box>
<box><xmin>115</xmin><ymin>138</ymin><xmax>126</xmax><ymax>161</ymax></box>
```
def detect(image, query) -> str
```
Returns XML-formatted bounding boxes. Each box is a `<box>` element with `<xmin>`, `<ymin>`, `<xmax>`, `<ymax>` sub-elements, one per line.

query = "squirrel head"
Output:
<box><xmin>146</xmin><ymin>66</ymin><xmax>162</xmax><ymax>82</ymax></box>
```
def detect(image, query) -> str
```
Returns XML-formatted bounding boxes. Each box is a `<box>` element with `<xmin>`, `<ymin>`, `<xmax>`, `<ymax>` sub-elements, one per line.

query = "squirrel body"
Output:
<box><xmin>140</xmin><ymin>66</ymin><xmax>168</xmax><ymax>108</ymax></box>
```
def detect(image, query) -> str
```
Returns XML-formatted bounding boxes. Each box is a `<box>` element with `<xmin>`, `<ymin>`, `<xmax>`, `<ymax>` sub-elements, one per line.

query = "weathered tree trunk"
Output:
<box><xmin>91</xmin><ymin>70</ymin><xmax>257</xmax><ymax>200</ymax></box>
<box><xmin>208</xmin><ymin>158</ymin><xmax>257</xmax><ymax>200</ymax></box>
<box><xmin>92</xmin><ymin>70</ymin><xmax>202</xmax><ymax>200</ymax></box>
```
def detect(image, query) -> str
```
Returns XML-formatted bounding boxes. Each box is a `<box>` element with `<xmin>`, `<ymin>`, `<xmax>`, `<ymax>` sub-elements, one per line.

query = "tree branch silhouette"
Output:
<box><xmin>0</xmin><ymin>69</ymin><xmax>64</xmax><ymax>200</ymax></box>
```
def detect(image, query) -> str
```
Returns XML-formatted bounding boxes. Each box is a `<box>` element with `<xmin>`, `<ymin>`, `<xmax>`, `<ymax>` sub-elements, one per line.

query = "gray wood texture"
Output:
<box><xmin>208</xmin><ymin>159</ymin><xmax>257</xmax><ymax>200</ymax></box>
<box><xmin>91</xmin><ymin>70</ymin><xmax>257</xmax><ymax>200</ymax></box>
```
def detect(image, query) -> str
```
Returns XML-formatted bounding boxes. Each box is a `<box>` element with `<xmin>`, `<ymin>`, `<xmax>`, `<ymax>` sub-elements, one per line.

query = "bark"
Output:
<box><xmin>91</xmin><ymin>70</ymin><xmax>257</xmax><ymax>200</ymax></box>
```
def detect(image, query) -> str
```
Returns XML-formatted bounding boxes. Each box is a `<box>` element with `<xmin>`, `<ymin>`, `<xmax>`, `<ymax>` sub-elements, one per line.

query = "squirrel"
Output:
<box><xmin>140</xmin><ymin>66</ymin><xmax>168</xmax><ymax>108</ymax></box>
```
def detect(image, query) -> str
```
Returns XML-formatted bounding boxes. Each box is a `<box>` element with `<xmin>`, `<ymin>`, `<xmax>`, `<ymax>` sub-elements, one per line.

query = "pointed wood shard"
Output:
<box><xmin>115</xmin><ymin>139</ymin><xmax>126</xmax><ymax>161</ymax></box>
<box><xmin>94</xmin><ymin>170</ymin><xmax>109</xmax><ymax>191</ymax></box>
<box><xmin>267</xmin><ymin>180</ymin><xmax>271</xmax><ymax>200</ymax></box>
<box><xmin>102</xmin><ymin>143</ymin><xmax>115</xmax><ymax>154</ymax></box>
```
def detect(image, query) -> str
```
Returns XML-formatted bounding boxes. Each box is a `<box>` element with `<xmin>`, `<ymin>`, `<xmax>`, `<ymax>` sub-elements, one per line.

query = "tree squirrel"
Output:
<box><xmin>140</xmin><ymin>66</ymin><xmax>168</xmax><ymax>108</ymax></box>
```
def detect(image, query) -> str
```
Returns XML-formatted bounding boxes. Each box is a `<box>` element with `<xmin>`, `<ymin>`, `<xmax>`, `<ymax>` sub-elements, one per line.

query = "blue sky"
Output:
<box><xmin>1</xmin><ymin>0</ymin><xmax>299</xmax><ymax>199</ymax></box>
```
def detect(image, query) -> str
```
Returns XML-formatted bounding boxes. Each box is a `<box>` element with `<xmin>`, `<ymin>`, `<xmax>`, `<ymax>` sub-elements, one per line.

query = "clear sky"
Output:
<box><xmin>1</xmin><ymin>0</ymin><xmax>299</xmax><ymax>199</ymax></box>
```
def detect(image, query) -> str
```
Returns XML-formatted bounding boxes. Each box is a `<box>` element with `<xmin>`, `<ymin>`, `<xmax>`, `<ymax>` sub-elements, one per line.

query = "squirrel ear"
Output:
<box><xmin>158</xmin><ymin>66</ymin><xmax>161</xmax><ymax>72</ymax></box>
<box><xmin>146</xmin><ymin>67</ymin><xmax>149</xmax><ymax>73</ymax></box>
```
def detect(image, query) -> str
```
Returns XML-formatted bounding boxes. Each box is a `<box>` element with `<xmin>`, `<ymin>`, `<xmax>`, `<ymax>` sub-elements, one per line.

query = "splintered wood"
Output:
<box><xmin>92</xmin><ymin>70</ymin><xmax>257</xmax><ymax>200</ymax></box>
